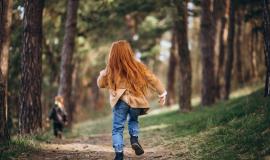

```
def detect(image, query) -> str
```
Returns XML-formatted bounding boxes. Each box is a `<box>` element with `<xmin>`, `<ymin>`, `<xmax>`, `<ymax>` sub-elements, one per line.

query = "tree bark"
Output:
<box><xmin>0</xmin><ymin>0</ymin><xmax>12</xmax><ymax>143</ymax></box>
<box><xmin>215</xmin><ymin>17</ymin><xmax>227</xmax><ymax>99</ymax></box>
<box><xmin>43</xmin><ymin>38</ymin><xmax>59</xmax><ymax>83</ymax></box>
<box><xmin>215</xmin><ymin>0</ymin><xmax>228</xmax><ymax>99</ymax></box>
<box><xmin>174</xmin><ymin>0</ymin><xmax>192</xmax><ymax>112</ymax></box>
<box><xmin>235</xmin><ymin>9</ymin><xmax>244</xmax><ymax>85</ymax></box>
<box><xmin>263</xmin><ymin>0</ymin><xmax>270</xmax><ymax>96</ymax></box>
<box><xmin>166</xmin><ymin>27</ymin><xmax>177</xmax><ymax>106</ymax></box>
<box><xmin>224</xmin><ymin>0</ymin><xmax>235</xmax><ymax>100</ymax></box>
<box><xmin>58</xmin><ymin>0</ymin><xmax>79</xmax><ymax>128</ymax></box>
<box><xmin>250</xmin><ymin>31</ymin><xmax>258</xmax><ymax>80</ymax></box>
<box><xmin>200</xmin><ymin>0</ymin><xmax>216</xmax><ymax>106</ymax></box>
<box><xmin>90</xmin><ymin>74</ymin><xmax>105</xmax><ymax>109</ymax></box>
<box><xmin>19</xmin><ymin>0</ymin><xmax>44</xmax><ymax>134</ymax></box>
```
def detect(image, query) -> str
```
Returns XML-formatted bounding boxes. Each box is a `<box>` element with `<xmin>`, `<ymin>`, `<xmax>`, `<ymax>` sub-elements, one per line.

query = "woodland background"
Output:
<box><xmin>1</xmin><ymin>0</ymin><xmax>270</xmax><ymax>159</ymax></box>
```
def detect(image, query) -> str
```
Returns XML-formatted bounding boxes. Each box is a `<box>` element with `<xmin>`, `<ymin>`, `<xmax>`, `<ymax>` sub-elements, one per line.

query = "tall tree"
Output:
<box><xmin>19</xmin><ymin>0</ymin><xmax>44</xmax><ymax>134</ymax></box>
<box><xmin>166</xmin><ymin>27</ymin><xmax>177</xmax><ymax>106</ymax></box>
<box><xmin>224</xmin><ymin>0</ymin><xmax>236</xmax><ymax>100</ymax></box>
<box><xmin>235</xmin><ymin>8</ymin><xmax>244</xmax><ymax>85</ymax></box>
<box><xmin>58</xmin><ymin>0</ymin><xmax>79</xmax><ymax>128</ymax></box>
<box><xmin>263</xmin><ymin>0</ymin><xmax>270</xmax><ymax>96</ymax></box>
<box><xmin>200</xmin><ymin>0</ymin><xmax>216</xmax><ymax>105</ymax></box>
<box><xmin>250</xmin><ymin>31</ymin><xmax>258</xmax><ymax>80</ymax></box>
<box><xmin>0</xmin><ymin>0</ymin><xmax>13</xmax><ymax>142</ymax></box>
<box><xmin>174</xmin><ymin>0</ymin><xmax>192</xmax><ymax>112</ymax></box>
<box><xmin>215</xmin><ymin>0</ymin><xmax>228</xmax><ymax>99</ymax></box>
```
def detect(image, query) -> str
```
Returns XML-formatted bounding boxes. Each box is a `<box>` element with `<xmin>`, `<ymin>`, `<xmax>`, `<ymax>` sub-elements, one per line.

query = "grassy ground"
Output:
<box><xmin>2</xmin><ymin>86</ymin><xmax>270</xmax><ymax>159</ymax></box>
<box><xmin>140</xmin><ymin>89</ymin><xmax>270</xmax><ymax>159</ymax></box>
<box><xmin>71</xmin><ymin>86</ymin><xmax>270</xmax><ymax>159</ymax></box>
<box><xmin>0</xmin><ymin>137</ymin><xmax>39</xmax><ymax>160</ymax></box>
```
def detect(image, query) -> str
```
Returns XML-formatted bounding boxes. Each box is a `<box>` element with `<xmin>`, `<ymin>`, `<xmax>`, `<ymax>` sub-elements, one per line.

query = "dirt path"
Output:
<box><xmin>17</xmin><ymin>134</ymin><xmax>173</xmax><ymax>160</ymax></box>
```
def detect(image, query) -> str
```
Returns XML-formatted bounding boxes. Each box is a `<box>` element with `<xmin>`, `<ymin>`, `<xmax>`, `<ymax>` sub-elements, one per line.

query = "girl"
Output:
<box><xmin>49</xmin><ymin>96</ymin><xmax>68</xmax><ymax>139</ymax></box>
<box><xmin>97</xmin><ymin>40</ymin><xmax>167</xmax><ymax>160</ymax></box>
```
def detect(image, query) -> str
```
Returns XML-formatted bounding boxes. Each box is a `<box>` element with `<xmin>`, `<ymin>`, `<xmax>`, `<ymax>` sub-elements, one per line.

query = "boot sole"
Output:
<box><xmin>131</xmin><ymin>143</ymin><xmax>144</xmax><ymax>155</ymax></box>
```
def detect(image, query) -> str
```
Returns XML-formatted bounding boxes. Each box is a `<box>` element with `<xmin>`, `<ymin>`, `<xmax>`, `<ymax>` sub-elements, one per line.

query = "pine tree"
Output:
<box><xmin>224</xmin><ymin>0</ymin><xmax>236</xmax><ymax>100</ymax></box>
<box><xmin>200</xmin><ymin>0</ymin><xmax>216</xmax><ymax>105</ymax></box>
<box><xmin>19</xmin><ymin>0</ymin><xmax>44</xmax><ymax>134</ymax></box>
<box><xmin>174</xmin><ymin>0</ymin><xmax>192</xmax><ymax>112</ymax></box>
<box><xmin>263</xmin><ymin>0</ymin><xmax>270</xmax><ymax>96</ymax></box>
<box><xmin>58</xmin><ymin>0</ymin><xmax>79</xmax><ymax>128</ymax></box>
<box><xmin>0</xmin><ymin>0</ymin><xmax>12</xmax><ymax>142</ymax></box>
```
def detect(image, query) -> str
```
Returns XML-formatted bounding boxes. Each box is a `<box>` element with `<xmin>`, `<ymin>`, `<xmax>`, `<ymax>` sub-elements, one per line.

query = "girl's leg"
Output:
<box><xmin>53</xmin><ymin>123</ymin><xmax>58</xmax><ymax>137</ymax></box>
<box><xmin>58</xmin><ymin>124</ymin><xmax>63</xmax><ymax>139</ymax></box>
<box><xmin>128</xmin><ymin>108</ymin><xmax>144</xmax><ymax>155</ymax></box>
<box><xmin>127</xmin><ymin>108</ymin><xmax>141</xmax><ymax>137</ymax></box>
<box><xmin>112</xmin><ymin>100</ymin><xmax>129</xmax><ymax>152</ymax></box>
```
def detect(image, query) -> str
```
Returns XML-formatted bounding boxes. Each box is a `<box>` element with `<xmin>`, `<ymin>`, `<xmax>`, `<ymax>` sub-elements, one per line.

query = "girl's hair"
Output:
<box><xmin>106</xmin><ymin>40</ymin><xmax>149</xmax><ymax>96</ymax></box>
<box><xmin>55</xmin><ymin>96</ymin><xmax>64</xmax><ymax>106</ymax></box>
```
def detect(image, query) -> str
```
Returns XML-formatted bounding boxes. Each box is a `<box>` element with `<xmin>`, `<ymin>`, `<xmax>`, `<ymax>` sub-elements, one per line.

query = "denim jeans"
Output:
<box><xmin>112</xmin><ymin>100</ymin><xmax>142</xmax><ymax>152</ymax></box>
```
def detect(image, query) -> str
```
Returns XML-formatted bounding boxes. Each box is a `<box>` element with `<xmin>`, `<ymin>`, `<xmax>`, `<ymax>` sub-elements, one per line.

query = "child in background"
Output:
<box><xmin>49</xmin><ymin>96</ymin><xmax>68</xmax><ymax>139</ymax></box>
<box><xmin>97</xmin><ymin>40</ymin><xmax>167</xmax><ymax>160</ymax></box>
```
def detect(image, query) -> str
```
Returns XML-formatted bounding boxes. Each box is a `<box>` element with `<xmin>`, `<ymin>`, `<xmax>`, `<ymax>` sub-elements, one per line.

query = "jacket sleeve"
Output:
<box><xmin>145</xmin><ymin>69</ymin><xmax>166</xmax><ymax>95</ymax></box>
<box><xmin>62</xmin><ymin>108</ymin><xmax>68</xmax><ymax>122</ymax></box>
<box><xmin>97</xmin><ymin>69</ymin><xmax>108</xmax><ymax>88</ymax></box>
<box><xmin>49</xmin><ymin>107</ymin><xmax>55</xmax><ymax>120</ymax></box>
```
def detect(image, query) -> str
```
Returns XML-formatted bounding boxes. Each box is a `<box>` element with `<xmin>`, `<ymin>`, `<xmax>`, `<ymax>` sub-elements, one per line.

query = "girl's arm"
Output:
<box><xmin>145</xmin><ymin>70</ymin><xmax>166</xmax><ymax>94</ymax></box>
<box><xmin>97</xmin><ymin>69</ymin><xmax>108</xmax><ymax>88</ymax></box>
<box><xmin>48</xmin><ymin>107</ymin><xmax>55</xmax><ymax>120</ymax></box>
<box><xmin>145</xmin><ymin>70</ymin><xmax>167</xmax><ymax>105</ymax></box>
<box><xmin>62</xmin><ymin>108</ymin><xmax>68</xmax><ymax>123</ymax></box>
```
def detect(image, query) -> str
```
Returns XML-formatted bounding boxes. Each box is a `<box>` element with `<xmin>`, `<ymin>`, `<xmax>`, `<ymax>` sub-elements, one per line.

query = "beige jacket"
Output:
<box><xmin>97</xmin><ymin>69</ymin><xmax>165</xmax><ymax>114</ymax></box>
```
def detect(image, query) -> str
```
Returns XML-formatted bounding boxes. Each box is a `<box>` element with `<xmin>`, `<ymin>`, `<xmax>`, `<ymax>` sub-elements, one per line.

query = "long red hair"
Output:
<box><xmin>106</xmin><ymin>40</ymin><xmax>149</xmax><ymax>96</ymax></box>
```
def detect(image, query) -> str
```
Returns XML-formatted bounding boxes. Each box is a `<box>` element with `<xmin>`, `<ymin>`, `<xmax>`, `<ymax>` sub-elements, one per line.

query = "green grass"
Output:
<box><xmin>0</xmin><ymin>137</ymin><xmax>38</xmax><ymax>160</ymax></box>
<box><xmin>73</xmin><ymin>87</ymin><xmax>270</xmax><ymax>159</ymax></box>
<box><xmin>139</xmin><ymin>89</ymin><xmax>270</xmax><ymax>159</ymax></box>
<box><xmin>33</xmin><ymin>126</ymin><xmax>70</xmax><ymax>141</ymax></box>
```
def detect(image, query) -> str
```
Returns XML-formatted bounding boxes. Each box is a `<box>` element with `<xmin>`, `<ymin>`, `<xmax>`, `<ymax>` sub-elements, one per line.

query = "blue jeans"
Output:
<box><xmin>112</xmin><ymin>100</ymin><xmax>142</xmax><ymax>152</ymax></box>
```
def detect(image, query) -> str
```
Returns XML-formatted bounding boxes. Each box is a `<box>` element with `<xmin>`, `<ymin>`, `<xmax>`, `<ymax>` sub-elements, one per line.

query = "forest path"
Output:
<box><xmin>17</xmin><ymin>134</ymin><xmax>173</xmax><ymax>160</ymax></box>
<box><xmin>14</xmin><ymin>86</ymin><xmax>262</xmax><ymax>160</ymax></box>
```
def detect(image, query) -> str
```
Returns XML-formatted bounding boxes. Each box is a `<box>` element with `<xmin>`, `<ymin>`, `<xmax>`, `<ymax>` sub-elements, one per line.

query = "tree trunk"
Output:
<box><xmin>250</xmin><ymin>31</ymin><xmax>258</xmax><ymax>80</ymax></box>
<box><xmin>0</xmin><ymin>0</ymin><xmax>12</xmax><ymax>143</ymax></box>
<box><xmin>215</xmin><ymin>0</ymin><xmax>228</xmax><ymax>99</ymax></box>
<box><xmin>263</xmin><ymin>0</ymin><xmax>270</xmax><ymax>96</ymax></box>
<box><xmin>19</xmin><ymin>0</ymin><xmax>44</xmax><ymax>134</ymax></box>
<box><xmin>235</xmin><ymin>9</ymin><xmax>244</xmax><ymax>85</ymax></box>
<box><xmin>43</xmin><ymin>38</ymin><xmax>59</xmax><ymax>83</ymax></box>
<box><xmin>200</xmin><ymin>0</ymin><xmax>216</xmax><ymax>106</ymax></box>
<box><xmin>224</xmin><ymin>0</ymin><xmax>235</xmax><ymax>100</ymax></box>
<box><xmin>174</xmin><ymin>0</ymin><xmax>192</xmax><ymax>112</ymax></box>
<box><xmin>58</xmin><ymin>0</ymin><xmax>79</xmax><ymax>128</ymax></box>
<box><xmin>90</xmin><ymin>74</ymin><xmax>104</xmax><ymax>109</ymax></box>
<box><xmin>166</xmin><ymin>27</ymin><xmax>177</xmax><ymax>106</ymax></box>
<box><xmin>215</xmin><ymin>16</ymin><xmax>227</xmax><ymax>99</ymax></box>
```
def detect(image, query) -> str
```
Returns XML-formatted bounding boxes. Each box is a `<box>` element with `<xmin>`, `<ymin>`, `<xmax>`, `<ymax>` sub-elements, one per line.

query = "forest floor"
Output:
<box><xmin>16</xmin><ymin>134</ymin><xmax>171</xmax><ymax>160</ymax></box>
<box><xmin>3</xmin><ymin>84</ymin><xmax>270</xmax><ymax>160</ymax></box>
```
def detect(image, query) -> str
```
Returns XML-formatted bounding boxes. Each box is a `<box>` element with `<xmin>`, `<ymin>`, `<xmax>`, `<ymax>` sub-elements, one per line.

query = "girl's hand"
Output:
<box><xmin>158</xmin><ymin>91</ymin><xmax>167</xmax><ymax>106</ymax></box>
<box><xmin>99</xmin><ymin>69</ymin><xmax>107</xmax><ymax>76</ymax></box>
